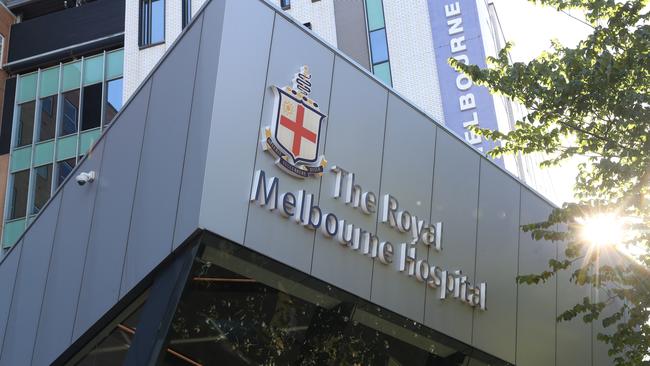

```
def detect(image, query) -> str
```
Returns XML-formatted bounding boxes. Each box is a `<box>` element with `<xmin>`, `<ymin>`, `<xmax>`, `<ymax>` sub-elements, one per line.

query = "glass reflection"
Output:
<box><xmin>9</xmin><ymin>170</ymin><xmax>29</xmax><ymax>219</ymax></box>
<box><xmin>151</xmin><ymin>0</ymin><xmax>165</xmax><ymax>44</ymax></box>
<box><xmin>17</xmin><ymin>101</ymin><xmax>35</xmax><ymax>147</ymax></box>
<box><xmin>61</xmin><ymin>89</ymin><xmax>80</xmax><ymax>136</ymax></box>
<box><xmin>74</xmin><ymin>294</ymin><xmax>148</xmax><ymax>366</ymax></box>
<box><xmin>104</xmin><ymin>78</ymin><xmax>123</xmax><ymax>124</ymax></box>
<box><xmin>57</xmin><ymin>158</ymin><xmax>76</xmax><ymax>187</ymax></box>
<box><xmin>370</xmin><ymin>28</ymin><xmax>389</xmax><ymax>64</ymax></box>
<box><xmin>39</xmin><ymin>95</ymin><xmax>57</xmax><ymax>141</ymax></box>
<box><xmin>156</xmin><ymin>239</ymin><xmax>491</xmax><ymax>366</ymax></box>
<box><xmin>32</xmin><ymin>164</ymin><xmax>52</xmax><ymax>214</ymax></box>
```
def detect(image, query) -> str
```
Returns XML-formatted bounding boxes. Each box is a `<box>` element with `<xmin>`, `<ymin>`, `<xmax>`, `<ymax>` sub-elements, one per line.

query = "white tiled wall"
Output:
<box><xmin>382</xmin><ymin>0</ymin><xmax>444</xmax><ymax>124</ymax></box>
<box><xmin>123</xmin><ymin>0</ymin><xmax>208</xmax><ymax>100</ymax></box>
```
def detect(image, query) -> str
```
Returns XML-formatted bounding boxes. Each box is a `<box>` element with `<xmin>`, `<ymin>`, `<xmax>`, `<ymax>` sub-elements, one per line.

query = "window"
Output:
<box><xmin>38</xmin><ymin>95</ymin><xmax>57</xmax><ymax>142</ymax></box>
<box><xmin>56</xmin><ymin>158</ymin><xmax>76</xmax><ymax>187</ymax></box>
<box><xmin>61</xmin><ymin>89</ymin><xmax>80</xmax><ymax>136</ymax></box>
<box><xmin>82</xmin><ymin>83</ymin><xmax>102</xmax><ymax>131</ymax></box>
<box><xmin>364</xmin><ymin>0</ymin><xmax>392</xmax><ymax>86</ymax></box>
<box><xmin>140</xmin><ymin>0</ymin><xmax>165</xmax><ymax>46</ymax></box>
<box><xmin>182</xmin><ymin>0</ymin><xmax>191</xmax><ymax>29</ymax></box>
<box><xmin>281</xmin><ymin>0</ymin><xmax>290</xmax><ymax>10</ymax></box>
<box><xmin>0</xmin><ymin>34</ymin><xmax>5</xmax><ymax>68</ymax></box>
<box><xmin>104</xmin><ymin>78</ymin><xmax>123</xmax><ymax>125</ymax></box>
<box><xmin>16</xmin><ymin>101</ymin><xmax>35</xmax><ymax>147</ymax></box>
<box><xmin>32</xmin><ymin>164</ymin><xmax>52</xmax><ymax>215</ymax></box>
<box><xmin>9</xmin><ymin>170</ymin><xmax>29</xmax><ymax>220</ymax></box>
<box><xmin>369</xmin><ymin>28</ymin><xmax>389</xmax><ymax>64</ymax></box>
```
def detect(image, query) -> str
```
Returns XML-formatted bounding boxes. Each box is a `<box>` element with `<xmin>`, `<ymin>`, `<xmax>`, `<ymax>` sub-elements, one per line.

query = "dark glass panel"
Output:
<box><xmin>61</xmin><ymin>89</ymin><xmax>80</xmax><ymax>136</ymax></box>
<box><xmin>155</xmin><ymin>237</ymin><xmax>494</xmax><ymax>366</ymax></box>
<box><xmin>39</xmin><ymin>95</ymin><xmax>57</xmax><ymax>142</ymax></box>
<box><xmin>17</xmin><ymin>101</ymin><xmax>35</xmax><ymax>147</ymax></box>
<box><xmin>75</xmin><ymin>297</ymin><xmax>147</xmax><ymax>366</ymax></box>
<box><xmin>82</xmin><ymin>83</ymin><xmax>102</xmax><ymax>131</ymax></box>
<box><xmin>151</xmin><ymin>0</ymin><xmax>165</xmax><ymax>43</ymax></box>
<box><xmin>182</xmin><ymin>0</ymin><xmax>191</xmax><ymax>29</ymax></box>
<box><xmin>369</xmin><ymin>28</ymin><xmax>389</xmax><ymax>64</ymax></box>
<box><xmin>57</xmin><ymin>158</ymin><xmax>76</xmax><ymax>187</ymax></box>
<box><xmin>104</xmin><ymin>78</ymin><xmax>123</xmax><ymax>125</ymax></box>
<box><xmin>32</xmin><ymin>164</ymin><xmax>52</xmax><ymax>214</ymax></box>
<box><xmin>9</xmin><ymin>170</ymin><xmax>29</xmax><ymax>219</ymax></box>
<box><xmin>140</xmin><ymin>0</ymin><xmax>149</xmax><ymax>45</ymax></box>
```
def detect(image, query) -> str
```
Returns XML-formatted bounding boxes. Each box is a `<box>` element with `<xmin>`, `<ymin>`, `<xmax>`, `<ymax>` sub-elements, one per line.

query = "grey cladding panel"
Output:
<box><xmin>73</xmin><ymin>80</ymin><xmax>152</xmax><ymax>339</ymax></box>
<box><xmin>425</xmin><ymin>130</ymin><xmax>480</xmax><ymax>344</ymax></box>
<box><xmin>556</xmin><ymin>234</ymin><xmax>591</xmax><ymax>366</ymax></box>
<box><xmin>198</xmin><ymin>0</ymin><xmax>274</xmax><ymax>243</ymax></box>
<box><xmin>333</xmin><ymin>0</ymin><xmax>371</xmax><ymax>70</ymax></box>
<box><xmin>310</xmin><ymin>57</ymin><xmax>386</xmax><ymax>299</ymax></box>
<box><xmin>0</xmin><ymin>194</ymin><xmax>61</xmax><ymax>366</ymax></box>
<box><xmin>0</xmin><ymin>244</ymin><xmax>21</xmax><ymax>354</ymax></box>
<box><xmin>472</xmin><ymin>162</ymin><xmax>520</xmax><ymax>363</ymax></box>
<box><xmin>370</xmin><ymin>93</ymin><xmax>436</xmax><ymax>322</ymax></box>
<box><xmin>174</xmin><ymin>2</ymin><xmax>226</xmax><ymax>248</ymax></box>
<box><xmin>516</xmin><ymin>189</ymin><xmax>556</xmax><ymax>366</ymax></box>
<box><xmin>122</xmin><ymin>18</ymin><xmax>203</xmax><ymax>296</ymax></box>
<box><xmin>592</xmin><ymin>251</ymin><xmax>626</xmax><ymax>366</ymax></box>
<box><xmin>32</xmin><ymin>140</ymin><xmax>106</xmax><ymax>366</ymax></box>
<box><xmin>245</xmin><ymin>15</ymin><xmax>334</xmax><ymax>273</ymax></box>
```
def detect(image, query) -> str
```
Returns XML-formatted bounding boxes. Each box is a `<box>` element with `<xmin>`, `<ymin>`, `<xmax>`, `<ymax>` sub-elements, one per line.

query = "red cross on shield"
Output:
<box><xmin>273</xmin><ymin>88</ymin><xmax>325</xmax><ymax>164</ymax></box>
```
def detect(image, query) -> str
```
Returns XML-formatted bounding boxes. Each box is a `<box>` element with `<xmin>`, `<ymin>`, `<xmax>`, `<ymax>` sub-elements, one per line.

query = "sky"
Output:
<box><xmin>491</xmin><ymin>0</ymin><xmax>593</xmax><ymax>62</ymax></box>
<box><xmin>489</xmin><ymin>0</ymin><xmax>594</xmax><ymax>204</ymax></box>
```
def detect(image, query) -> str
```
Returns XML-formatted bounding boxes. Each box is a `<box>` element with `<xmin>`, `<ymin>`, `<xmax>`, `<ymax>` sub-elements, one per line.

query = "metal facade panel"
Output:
<box><xmin>198</xmin><ymin>0</ymin><xmax>274</xmax><ymax>243</ymax></box>
<box><xmin>0</xmin><ymin>194</ymin><xmax>61</xmax><ymax>366</ymax></box>
<box><xmin>310</xmin><ymin>56</ymin><xmax>387</xmax><ymax>299</ymax></box>
<box><xmin>556</xmin><ymin>238</ymin><xmax>591</xmax><ymax>366</ymax></box>
<box><xmin>472</xmin><ymin>162</ymin><xmax>520</xmax><ymax>363</ymax></box>
<box><xmin>370</xmin><ymin>94</ymin><xmax>436</xmax><ymax>322</ymax></box>
<box><xmin>121</xmin><ymin>19</ymin><xmax>203</xmax><ymax>296</ymax></box>
<box><xmin>0</xmin><ymin>244</ymin><xmax>21</xmax><ymax>354</ymax></box>
<box><xmin>73</xmin><ymin>80</ymin><xmax>152</xmax><ymax>339</ymax></box>
<box><xmin>244</xmin><ymin>15</ymin><xmax>335</xmax><ymax>274</ymax></box>
<box><xmin>32</xmin><ymin>140</ymin><xmax>106</xmax><ymax>366</ymax></box>
<box><xmin>424</xmin><ymin>130</ymin><xmax>480</xmax><ymax>344</ymax></box>
<box><xmin>592</xmin><ymin>251</ymin><xmax>625</xmax><ymax>366</ymax></box>
<box><xmin>333</xmin><ymin>0</ymin><xmax>371</xmax><ymax>69</ymax></box>
<box><xmin>173</xmin><ymin>2</ymin><xmax>226</xmax><ymax>248</ymax></box>
<box><xmin>516</xmin><ymin>189</ymin><xmax>557</xmax><ymax>366</ymax></box>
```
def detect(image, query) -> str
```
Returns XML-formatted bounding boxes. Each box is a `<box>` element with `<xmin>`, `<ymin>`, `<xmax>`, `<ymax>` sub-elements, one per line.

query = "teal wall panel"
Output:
<box><xmin>33</xmin><ymin>141</ymin><xmax>55</xmax><ymax>167</ymax></box>
<box><xmin>10</xmin><ymin>147</ymin><xmax>31</xmax><ymax>173</ymax></box>
<box><xmin>17</xmin><ymin>73</ymin><xmax>37</xmax><ymax>104</ymax></box>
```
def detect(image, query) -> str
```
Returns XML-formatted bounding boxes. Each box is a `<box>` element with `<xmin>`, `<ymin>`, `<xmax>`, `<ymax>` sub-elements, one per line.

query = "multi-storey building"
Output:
<box><xmin>0</xmin><ymin>0</ymin><xmax>125</xmax><ymax>248</ymax></box>
<box><xmin>0</xmin><ymin>1</ymin><xmax>619</xmax><ymax>365</ymax></box>
<box><xmin>272</xmin><ymin>0</ymin><xmax>559</xmax><ymax>202</ymax></box>
<box><xmin>0</xmin><ymin>0</ymin><xmax>562</xmax><ymax>248</ymax></box>
<box><xmin>0</xmin><ymin>2</ymin><xmax>15</xmax><ymax>241</ymax></box>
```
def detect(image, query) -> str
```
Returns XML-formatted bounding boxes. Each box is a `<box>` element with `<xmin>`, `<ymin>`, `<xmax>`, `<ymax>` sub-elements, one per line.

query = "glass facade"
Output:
<box><xmin>65</xmin><ymin>233</ymin><xmax>507</xmax><ymax>366</ymax></box>
<box><xmin>365</xmin><ymin>0</ymin><xmax>392</xmax><ymax>86</ymax></box>
<box><xmin>3</xmin><ymin>49</ymin><xmax>124</xmax><ymax>248</ymax></box>
<box><xmin>140</xmin><ymin>0</ymin><xmax>165</xmax><ymax>46</ymax></box>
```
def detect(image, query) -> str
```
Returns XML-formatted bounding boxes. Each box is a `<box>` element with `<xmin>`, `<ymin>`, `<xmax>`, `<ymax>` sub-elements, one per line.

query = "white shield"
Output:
<box><xmin>274</xmin><ymin>89</ymin><xmax>325</xmax><ymax>164</ymax></box>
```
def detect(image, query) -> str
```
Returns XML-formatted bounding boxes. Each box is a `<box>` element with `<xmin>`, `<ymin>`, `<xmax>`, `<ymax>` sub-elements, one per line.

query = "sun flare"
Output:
<box><xmin>577</xmin><ymin>213</ymin><xmax>625</xmax><ymax>248</ymax></box>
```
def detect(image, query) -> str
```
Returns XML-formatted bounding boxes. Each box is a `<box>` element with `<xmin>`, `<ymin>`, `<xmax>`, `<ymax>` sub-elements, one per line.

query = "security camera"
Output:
<box><xmin>75</xmin><ymin>171</ymin><xmax>96</xmax><ymax>186</ymax></box>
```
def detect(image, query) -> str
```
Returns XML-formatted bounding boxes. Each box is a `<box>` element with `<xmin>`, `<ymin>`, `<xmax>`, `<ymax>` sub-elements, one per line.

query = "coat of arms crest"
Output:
<box><xmin>262</xmin><ymin>66</ymin><xmax>327</xmax><ymax>178</ymax></box>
